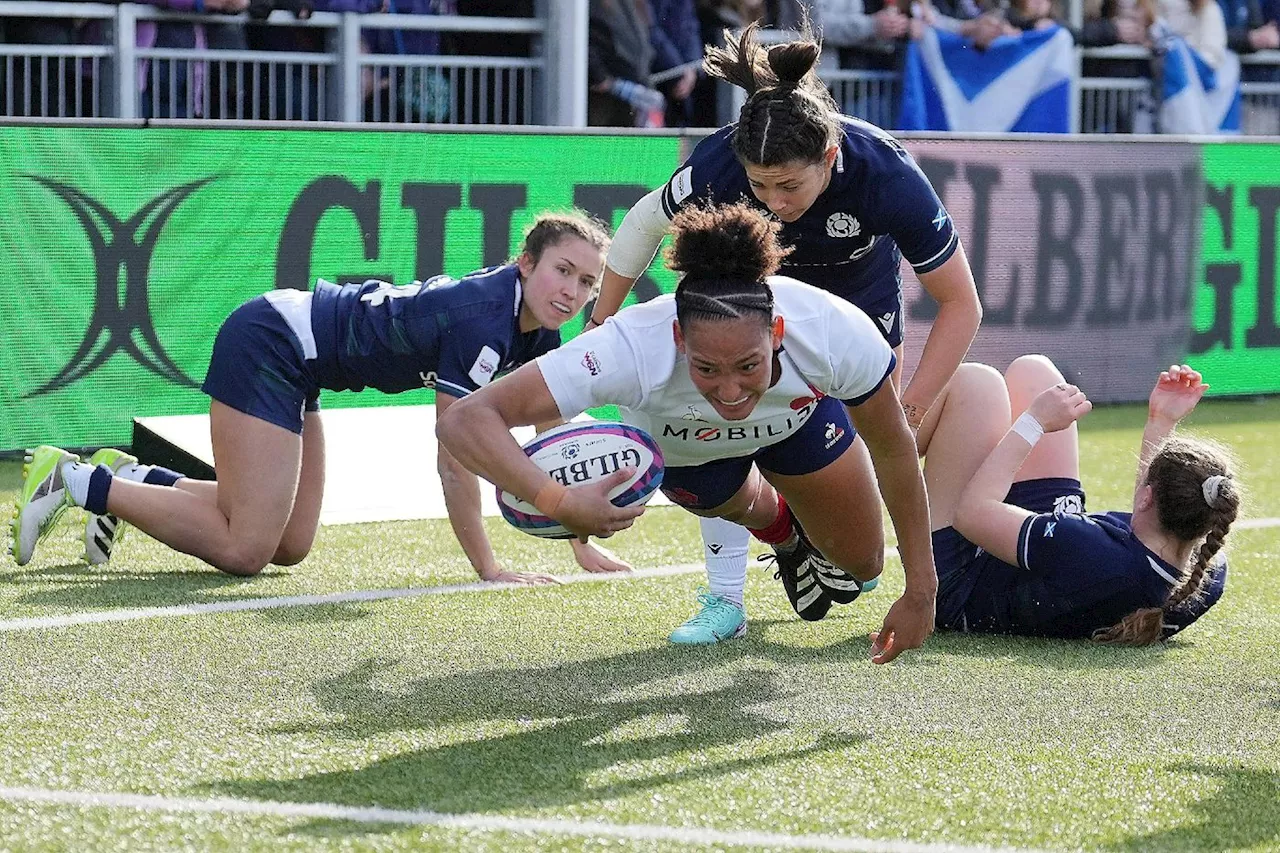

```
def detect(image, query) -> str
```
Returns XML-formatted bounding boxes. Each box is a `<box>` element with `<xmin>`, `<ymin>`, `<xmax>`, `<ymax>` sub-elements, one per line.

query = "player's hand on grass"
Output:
<box><xmin>557</xmin><ymin>467</ymin><xmax>646</xmax><ymax>540</ymax></box>
<box><xmin>570</xmin><ymin>539</ymin><xmax>633</xmax><ymax>573</ymax></box>
<box><xmin>1149</xmin><ymin>364</ymin><xmax>1208</xmax><ymax>425</ymax></box>
<box><xmin>479</xmin><ymin>568</ymin><xmax>561</xmax><ymax>585</ymax></box>
<box><xmin>869</xmin><ymin>589</ymin><xmax>935</xmax><ymax>664</ymax></box>
<box><xmin>1026</xmin><ymin>382</ymin><xmax>1092</xmax><ymax>433</ymax></box>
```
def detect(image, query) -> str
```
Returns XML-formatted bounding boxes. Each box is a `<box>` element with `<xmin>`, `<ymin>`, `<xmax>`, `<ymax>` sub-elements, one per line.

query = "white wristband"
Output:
<box><xmin>1011</xmin><ymin>412</ymin><xmax>1045</xmax><ymax>447</ymax></box>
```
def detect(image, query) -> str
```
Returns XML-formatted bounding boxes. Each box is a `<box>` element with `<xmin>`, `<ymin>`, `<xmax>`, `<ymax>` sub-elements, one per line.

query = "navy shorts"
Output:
<box><xmin>933</xmin><ymin>477</ymin><xmax>1086</xmax><ymax>629</ymax></box>
<box><xmin>660</xmin><ymin>395</ymin><xmax>857</xmax><ymax>511</ymax></box>
<box><xmin>201</xmin><ymin>295</ymin><xmax>321</xmax><ymax>435</ymax></box>
<box><xmin>849</xmin><ymin>287</ymin><xmax>905</xmax><ymax>349</ymax></box>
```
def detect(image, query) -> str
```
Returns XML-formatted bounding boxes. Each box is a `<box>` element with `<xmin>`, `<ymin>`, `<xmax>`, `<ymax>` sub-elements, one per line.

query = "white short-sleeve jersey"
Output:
<box><xmin>537</xmin><ymin>277</ymin><xmax>896</xmax><ymax>468</ymax></box>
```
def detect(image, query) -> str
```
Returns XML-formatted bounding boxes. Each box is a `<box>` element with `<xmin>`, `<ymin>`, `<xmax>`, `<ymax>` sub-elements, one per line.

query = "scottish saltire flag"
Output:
<box><xmin>1159</xmin><ymin>35</ymin><xmax>1241</xmax><ymax>135</ymax></box>
<box><xmin>898</xmin><ymin>26</ymin><xmax>1075</xmax><ymax>133</ymax></box>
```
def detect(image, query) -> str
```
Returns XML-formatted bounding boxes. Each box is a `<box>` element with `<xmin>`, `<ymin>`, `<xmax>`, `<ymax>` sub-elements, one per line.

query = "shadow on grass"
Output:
<box><xmin>207</xmin><ymin>638</ymin><xmax>871</xmax><ymax>835</ymax></box>
<box><xmin>1118</xmin><ymin>763</ymin><xmax>1280</xmax><ymax>851</ymax></box>
<box><xmin>918</xmin><ymin>629</ymin><xmax>1172</xmax><ymax>670</ymax></box>
<box><xmin>0</xmin><ymin>562</ymin><xmax>304</xmax><ymax>612</ymax></box>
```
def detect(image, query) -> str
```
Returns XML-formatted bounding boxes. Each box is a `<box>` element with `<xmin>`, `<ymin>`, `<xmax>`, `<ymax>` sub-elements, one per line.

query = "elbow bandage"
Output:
<box><xmin>605</xmin><ymin>187</ymin><xmax>672</xmax><ymax>280</ymax></box>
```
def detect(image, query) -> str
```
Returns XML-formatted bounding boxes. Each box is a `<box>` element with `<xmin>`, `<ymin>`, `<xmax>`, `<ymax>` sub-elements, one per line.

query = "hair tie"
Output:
<box><xmin>1202</xmin><ymin>475</ymin><xmax>1228</xmax><ymax>509</ymax></box>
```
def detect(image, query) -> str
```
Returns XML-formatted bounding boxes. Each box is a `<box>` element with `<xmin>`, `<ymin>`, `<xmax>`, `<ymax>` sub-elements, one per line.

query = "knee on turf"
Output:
<box><xmin>211</xmin><ymin>538</ymin><xmax>285</xmax><ymax>576</ymax></box>
<box><xmin>271</xmin><ymin>528</ymin><xmax>317</xmax><ymax>567</ymax></box>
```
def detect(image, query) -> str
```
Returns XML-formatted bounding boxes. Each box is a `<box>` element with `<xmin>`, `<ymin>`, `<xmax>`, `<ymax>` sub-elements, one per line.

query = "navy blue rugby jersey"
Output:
<box><xmin>309</xmin><ymin>264</ymin><xmax>561</xmax><ymax>398</ymax></box>
<box><xmin>959</xmin><ymin>510</ymin><xmax>1223</xmax><ymax>639</ymax></box>
<box><xmin>660</xmin><ymin>116</ymin><xmax>958</xmax><ymax>304</ymax></box>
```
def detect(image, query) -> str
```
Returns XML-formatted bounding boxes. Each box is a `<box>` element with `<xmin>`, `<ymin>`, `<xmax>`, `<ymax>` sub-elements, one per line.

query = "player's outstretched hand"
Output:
<box><xmin>571</xmin><ymin>539</ymin><xmax>633</xmax><ymax>573</ymax></box>
<box><xmin>480</xmin><ymin>568</ymin><xmax>561</xmax><ymax>585</ymax></box>
<box><xmin>1149</xmin><ymin>364</ymin><xmax>1209</xmax><ymax>425</ymax></box>
<box><xmin>558</xmin><ymin>467</ymin><xmax>646</xmax><ymax>540</ymax></box>
<box><xmin>1026</xmin><ymin>382</ymin><xmax>1092</xmax><ymax>433</ymax></box>
<box><xmin>869</xmin><ymin>590</ymin><xmax>935</xmax><ymax>664</ymax></box>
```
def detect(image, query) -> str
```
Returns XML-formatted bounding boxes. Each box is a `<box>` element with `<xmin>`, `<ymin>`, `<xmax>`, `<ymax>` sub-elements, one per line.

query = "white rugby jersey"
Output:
<box><xmin>537</xmin><ymin>277</ymin><xmax>896</xmax><ymax>468</ymax></box>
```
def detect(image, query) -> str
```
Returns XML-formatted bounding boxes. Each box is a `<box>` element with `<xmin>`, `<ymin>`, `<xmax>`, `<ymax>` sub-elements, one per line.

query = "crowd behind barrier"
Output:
<box><xmin>2</xmin><ymin>0</ymin><xmax>1279</xmax><ymax>131</ymax></box>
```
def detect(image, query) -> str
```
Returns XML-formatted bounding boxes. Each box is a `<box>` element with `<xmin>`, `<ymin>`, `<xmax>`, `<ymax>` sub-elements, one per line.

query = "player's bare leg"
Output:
<box><xmin>137</xmin><ymin>410</ymin><xmax>325</xmax><ymax>567</ymax></box>
<box><xmin>101</xmin><ymin>402</ymin><xmax>303</xmax><ymax>575</ymax></box>
<box><xmin>1004</xmin><ymin>355</ymin><xmax>1082</xmax><ymax>483</ymax></box>
<box><xmin>762</xmin><ymin>438</ymin><xmax>886</xmax><ymax>584</ymax></box>
<box><xmin>917</xmin><ymin>363</ymin><xmax>1011</xmax><ymax>530</ymax></box>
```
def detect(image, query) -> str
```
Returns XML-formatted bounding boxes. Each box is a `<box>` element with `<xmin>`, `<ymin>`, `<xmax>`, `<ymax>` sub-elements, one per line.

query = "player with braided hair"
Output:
<box><xmin>439</xmin><ymin>202</ymin><xmax>936</xmax><ymax>664</ymax></box>
<box><xmin>585</xmin><ymin>21</ymin><xmax>981</xmax><ymax>643</ymax></box>
<box><xmin>917</xmin><ymin>356</ymin><xmax>1236</xmax><ymax>642</ymax></box>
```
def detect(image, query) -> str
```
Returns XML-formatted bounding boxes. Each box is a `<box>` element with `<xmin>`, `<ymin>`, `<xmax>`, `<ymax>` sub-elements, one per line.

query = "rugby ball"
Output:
<box><xmin>497</xmin><ymin>421</ymin><xmax>664</xmax><ymax>539</ymax></box>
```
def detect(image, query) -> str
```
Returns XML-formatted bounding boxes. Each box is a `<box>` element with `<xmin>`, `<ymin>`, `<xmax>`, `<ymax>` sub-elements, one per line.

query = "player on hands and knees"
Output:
<box><xmin>439</xmin><ymin>202</ymin><xmax>937</xmax><ymax>663</ymax></box>
<box><xmin>917</xmin><ymin>357</ymin><xmax>1237</xmax><ymax>641</ymax></box>
<box><xmin>587</xmin><ymin>21</ymin><xmax>980</xmax><ymax>643</ymax></box>
<box><xmin>12</xmin><ymin>212</ymin><xmax>632</xmax><ymax>583</ymax></box>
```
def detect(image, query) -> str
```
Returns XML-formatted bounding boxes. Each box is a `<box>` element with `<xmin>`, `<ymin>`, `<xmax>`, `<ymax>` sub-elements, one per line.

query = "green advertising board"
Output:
<box><xmin>0</xmin><ymin>127</ymin><xmax>682</xmax><ymax>450</ymax></box>
<box><xmin>1195</xmin><ymin>144</ymin><xmax>1280</xmax><ymax>395</ymax></box>
<box><xmin>4</xmin><ymin>127</ymin><xmax>1279</xmax><ymax>452</ymax></box>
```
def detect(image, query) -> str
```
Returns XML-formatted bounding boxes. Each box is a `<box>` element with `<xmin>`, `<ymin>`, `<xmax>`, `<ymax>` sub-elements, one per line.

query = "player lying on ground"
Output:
<box><xmin>438</xmin><ymin>201</ymin><xmax>937</xmax><ymax>664</ymax></box>
<box><xmin>587</xmin><ymin>21</ymin><xmax>981</xmax><ymax>643</ymax></box>
<box><xmin>917</xmin><ymin>357</ymin><xmax>1236</xmax><ymax>642</ymax></box>
<box><xmin>13</xmin><ymin>212</ymin><xmax>632</xmax><ymax>582</ymax></box>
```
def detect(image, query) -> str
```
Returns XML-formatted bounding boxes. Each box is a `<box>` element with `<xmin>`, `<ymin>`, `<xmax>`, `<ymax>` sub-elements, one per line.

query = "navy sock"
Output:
<box><xmin>85</xmin><ymin>465</ymin><xmax>114</xmax><ymax>516</ymax></box>
<box><xmin>142</xmin><ymin>466</ymin><xmax>182</xmax><ymax>487</ymax></box>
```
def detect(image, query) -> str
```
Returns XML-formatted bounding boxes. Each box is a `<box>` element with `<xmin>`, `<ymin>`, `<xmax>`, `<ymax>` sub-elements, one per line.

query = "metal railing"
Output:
<box><xmin>0</xmin><ymin>0</ymin><xmax>583</xmax><ymax>124</ymax></box>
<box><xmin>5</xmin><ymin>1</ymin><xmax>1280</xmax><ymax>132</ymax></box>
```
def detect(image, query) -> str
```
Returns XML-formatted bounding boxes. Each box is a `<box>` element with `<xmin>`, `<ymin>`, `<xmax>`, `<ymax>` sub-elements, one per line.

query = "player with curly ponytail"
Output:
<box><xmin>440</xmin><ymin>202</ymin><xmax>936</xmax><ymax>664</ymax></box>
<box><xmin>585</xmin><ymin>20</ymin><xmax>981</xmax><ymax>645</ymax></box>
<box><xmin>915</xmin><ymin>357</ymin><xmax>1236</xmax><ymax>642</ymax></box>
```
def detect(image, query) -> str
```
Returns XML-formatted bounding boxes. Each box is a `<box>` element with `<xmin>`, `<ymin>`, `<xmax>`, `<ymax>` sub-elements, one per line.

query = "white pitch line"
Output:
<box><xmin>0</xmin><ymin>785</ymin><xmax>1045</xmax><ymax>853</ymax></box>
<box><xmin>1236</xmin><ymin>517</ymin><xmax>1280</xmax><ymax>529</ymax></box>
<box><xmin>0</xmin><ymin>548</ymin><xmax>906</xmax><ymax>634</ymax></box>
<box><xmin>0</xmin><ymin>562</ymin><xmax>708</xmax><ymax>633</ymax></box>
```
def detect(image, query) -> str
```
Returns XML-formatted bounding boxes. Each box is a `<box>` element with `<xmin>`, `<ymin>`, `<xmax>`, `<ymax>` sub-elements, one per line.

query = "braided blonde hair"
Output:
<box><xmin>1093</xmin><ymin>437</ymin><xmax>1240</xmax><ymax>645</ymax></box>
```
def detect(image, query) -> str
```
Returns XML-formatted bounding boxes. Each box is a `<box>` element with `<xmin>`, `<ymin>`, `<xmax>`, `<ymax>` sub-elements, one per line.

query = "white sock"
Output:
<box><xmin>60</xmin><ymin>461</ymin><xmax>95</xmax><ymax>509</ymax></box>
<box><xmin>700</xmin><ymin>516</ymin><xmax>750</xmax><ymax>608</ymax></box>
<box><xmin>114</xmin><ymin>462</ymin><xmax>155</xmax><ymax>484</ymax></box>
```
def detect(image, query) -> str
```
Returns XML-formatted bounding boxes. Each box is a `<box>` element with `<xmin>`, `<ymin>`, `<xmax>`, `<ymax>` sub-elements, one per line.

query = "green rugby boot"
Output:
<box><xmin>669</xmin><ymin>590</ymin><xmax>747</xmax><ymax>645</ymax></box>
<box><xmin>11</xmin><ymin>445</ymin><xmax>78</xmax><ymax>566</ymax></box>
<box><xmin>83</xmin><ymin>448</ymin><xmax>137</xmax><ymax>566</ymax></box>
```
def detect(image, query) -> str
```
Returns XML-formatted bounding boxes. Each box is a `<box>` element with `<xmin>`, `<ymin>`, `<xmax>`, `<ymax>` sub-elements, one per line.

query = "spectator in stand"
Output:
<box><xmin>138</xmin><ymin>0</ymin><xmax>250</xmax><ymax>119</ymax></box>
<box><xmin>1221</xmin><ymin>0</ymin><xmax>1280</xmax><ymax>52</ymax></box>
<box><xmin>768</xmin><ymin>0</ymin><xmax>812</xmax><ymax>26</ymax></box>
<box><xmin>649</xmin><ymin>0</ymin><xmax>704</xmax><ymax>126</ymax></box>
<box><xmin>364</xmin><ymin>0</ymin><xmax>456</xmax><ymax>122</ymax></box>
<box><xmin>1221</xmin><ymin>0</ymin><xmax>1280</xmax><ymax>131</ymax></box>
<box><xmin>247</xmin><ymin>0</ymin><xmax>363</xmax><ymax>121</ymax></box>
<box><xmin>588</xmin><ymin>0</ymin><xmax>666</xmax><ymax>127</ymax></box>
<box><xmin>455</xmin><ymin>0</ymin><xmax>536</xmax><ymax>124</ymax></box>
<box><xmin>0</xmin><ymin>15</ymin><xmax>81</xmax><ymax>116</ymax></box>
<box><xmin>918</xmin><ymin>0</ymin><xmax>1016</xmax><ymax>49</ymax></box>
<box><xmin>1076</xmin><ymin>0</ymin><xmax>1156</xmax><ymax>131</ymax></box>
<box><xmin>1157</xmin><ymin>0</ymin><xmax>1229</xmax><ymax>66</ymax></box>
<box><xmin>691</xmin><ymin>1</ymin><xmax>765</xmax><ymax>126</ymax></box>
<box><xmin>1006</xmin><ymin>0</ymin><xmax>1061</xmax><ymax>29</ymax></box>
<box><xmin>1075</xmin><ymin>0</ymin><xmax>1153</xmax><ymax>45</ymax></box>
<box><xmin>812</xmin><ymin>0</ymin><xmax>919</xmax><ymax>126</ymax></box>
